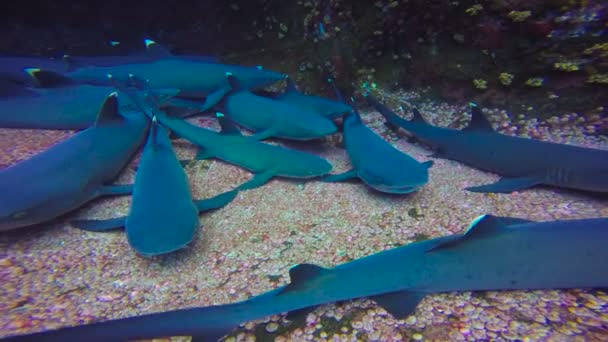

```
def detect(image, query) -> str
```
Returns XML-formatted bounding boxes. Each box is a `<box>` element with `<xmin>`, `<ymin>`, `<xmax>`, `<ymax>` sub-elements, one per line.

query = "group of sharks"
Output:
<box><xmin>1</xmin><ymin>40</ymin><xmax>608</xmax><ymax>341</ymax></box>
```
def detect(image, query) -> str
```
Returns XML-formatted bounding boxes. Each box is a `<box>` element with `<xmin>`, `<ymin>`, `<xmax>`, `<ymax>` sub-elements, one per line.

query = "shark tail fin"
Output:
<box><xmin>427</xmin><ymin>214</ymin><xmax>507</xmax><ymax>252</ymax></box>
<box><xmin>95</xmin><ymin>92</ymin><xmax>124</xmax><ymax>126</ymax></box>
<box><xmin>216</xmin><ymin>112</ymin><xmax>243</xmax><ymax>136</ymax></box>
<box><xmin>25</xmin><ymin>68</ymin><xmax>73</xmax><ymax>87</ymax></box>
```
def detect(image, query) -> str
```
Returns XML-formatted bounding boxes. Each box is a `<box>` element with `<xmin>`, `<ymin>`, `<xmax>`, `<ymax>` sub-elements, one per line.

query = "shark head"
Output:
<box><xmin>287</xmin><ymin>154</ymin><xmax>333</xmax><ymax>178</ymax></box>
<box><xmin>284</xmin><ymin>115</ymin><xmax>338</xmax><ymax>140</ymax></box>
<box><xmin>228</xmin><ymin>65</ymin><xmax>285</xmax><ymax>90</ymax></box>
<box><xmin>358</xmin><ymin>161</ymin><xmax>431</xmax><ymax>194</ymax></box>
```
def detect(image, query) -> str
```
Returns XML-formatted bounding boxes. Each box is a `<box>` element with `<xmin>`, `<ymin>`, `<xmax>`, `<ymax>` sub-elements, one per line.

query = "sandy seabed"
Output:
<box><xmin>1</xmin><ymin>105</ymin><xmax>607</xmax><ymax>342</ymax></box>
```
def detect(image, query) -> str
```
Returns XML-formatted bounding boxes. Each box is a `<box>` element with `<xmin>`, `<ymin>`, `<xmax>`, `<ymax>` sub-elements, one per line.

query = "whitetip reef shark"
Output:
<box><xmin>270</xmin><ymin>77</ymin><xmax>353</xmax><ymax>119</ymax></box>
<box><xmin>0</xmin><ymin>80</ymin><xmax>179</xmax><ymax>130</ymax></box>
<box><xmin>366</xmin><ymin>95</ymin><xmax>608</xmax><ymax>193</ymax></box>
<box><xmin>70</xmin><ymin>117</ymin><xmax>238</xmax><ymax>256</ymax></box>
<box><xmin>162</xmin><ymin>110</ymin><xmax>333</xmax><ymax>190</ymax></box>
<box><xmin>32</xmin><ymin>51</ymin><xmax>285</xmax><ymax>113</ymax></box>
<box><xmin>0</xmin><ymin>93</ymin><xmax>148</xmax><ymax>232</ymax></box>
<box><xmin>218</xmin><ymin>74</ymin><xmax>338</xmax><ymax>140</ymax></box>
<box><xmin>324</xmin><ymin>109</ymin><xmax>433</xmax><ymax>193</ymax></box>
<box><xmin>4</xmin><ymin>215</ymin><xmax>607</xmax><ymax>341</ymax></box>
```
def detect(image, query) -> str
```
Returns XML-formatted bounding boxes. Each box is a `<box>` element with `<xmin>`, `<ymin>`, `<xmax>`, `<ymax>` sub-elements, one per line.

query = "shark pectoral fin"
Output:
<box><xmin>200</xmin><ymin>84</ymin><xmax>232</xmax><ymax>111</ymax></box>
<box><xmin>71</xmin><ymin>217</ymin><xmax>126</xmax><ymax>232</ymax></box>
<box><xmin>370</xmin><ymin>290</ymin><xmax>427</xmax><ymax>319</ymax></box>
<box><xmin>247</xmin><ymin>128</ymin><xmax>275</xmax><ymax>141</ymax></box>
<box><xmin>238</xmin><ymin>171</ymin><xmax>275</xmax><ymax>191</ymax></box>
<box><xmin>422</xmin><ymin>160</ymin><xmax>434</xmax><ymax>169</ymax></box>
<box><xmin>321</xmin><ymin>168</ymin><xmax>358</xmax><ymax>182</ymax></box>
<box><xmin>98</xmin><ymin>184</ymin><xmax>133</xmax><ymax>197</ymax></box>
<box><xmin>194</xmin><ymin>189</ymin><xmax>239</xmax><ymax>212</ymax></box>
<box><xmin>465</xmin><ymin>177</ymin><xmax>542</xmax><ymax>193</ymax></box>
<box><xmin>426</xmin><ymin>214</ymin><xmax>507</xmax><ymax>252</ymax></box>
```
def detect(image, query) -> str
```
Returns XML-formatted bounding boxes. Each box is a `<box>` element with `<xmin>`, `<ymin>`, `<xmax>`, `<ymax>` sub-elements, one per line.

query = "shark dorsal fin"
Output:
<box><xmin>285</xmin><ymin>77</ymin><xmax>298</xmax><ymax>93</ymax></box>
<box><xmin>216</xmin><ymin>112</ymin><xmax>242</xmax><ymax>136</ymax></box>
<box><xmin>144</xmin><ymin>39</ymin><xmax>172</xmax><ymax>58</ymax></box>
<box><xmin>226</xmin><ymin>73</ymin><xmax>242</xmax><ymax>91</ymax></box>
<box><xmin>289</xmin><ymin>263</ymin><xmax>327</xmax><ymax>284</ymax></box>
<box><xmin>95</xmin><ymin>92</ymin><xmax>123</xmax><ymax>126</ymax></box>
<box><xmin>427</xmin><ymin>215</ymin><xmax>506</xmax><ymax>252</ymax></box>
<box><xmin>464</xmin><ymin>103</ymin><xmax>494</xmax><ymax>132</ymax></box>
<box><xmin>25</xmin><ymin>68</ymin><xmax>72</xmax><ymax>87</ymax></box>
<box><xmin>62</xmin><ymin>54</ymin><xmax>79</xmax><ymax>72</ymax></box>
<box><xmin>410</xmin><ymin>108</ymin><xmax>427</xmax><ymax>124</ymax></box>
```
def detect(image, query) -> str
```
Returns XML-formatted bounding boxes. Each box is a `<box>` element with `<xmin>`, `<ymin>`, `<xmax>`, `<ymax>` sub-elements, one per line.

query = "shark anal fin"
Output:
<box><xmin>370</xmin><ymin>290</ymin><xmax>426</xmax><ymax>319</ymax></box>
<box><xmin>194</xmin><ymin>189</ymin><xmax>239</xmax><ymax>212</ymax></box>
<box><xmin>238</xmin><ymin>171</ymin><xmax>275</xmax><ymax>191</ymax></box>
<box><xmin>465</xmin><ymin>177</ymin><xmax>542</xmax><ymax>193</ymax></box>
<box><xmin>98</xmin><ymin>184</ymin><xmax>133</xmax><ymax>197</ymax></box>
<box><xmin>71</xmin><ymin>217</ymin><xmax>126</xmax><ymax>232</ymax></box>
<box><xmin>321</xmin><ymin>168</ymin><xmax>357</xmax><ymax>182</ymax></box>
<box><xmin>427</xmin><ymin>214</ymin><xmax>506</xmax><ymax>252</ymax></box>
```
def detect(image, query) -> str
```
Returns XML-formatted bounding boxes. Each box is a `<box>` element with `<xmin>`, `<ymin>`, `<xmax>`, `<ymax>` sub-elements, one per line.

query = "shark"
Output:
<box><xmin>218</xmin><ymin>74</ymin><xmax>338</xmax><ymax>140</ymax></box>
<box><xmin>268</xmin><ymin>77</ymin><xmax>352</xmax><ymax>119</ymax></box>
<box><xmin>366</xmin><ymin>95</ymin><xmax>608</xmax><ymax>193</ymax></box>
<box><xmin>0</xmin><ymin>82</ymin><xmax>179</xmax><ymax>130</ymax></box>
<box><xmin>154</xmin><ymin>110</ymin><xmax>332</xmax><ymax>190</ymax></box>
<box><xmin>62</xmin><ymin>39</ymin><xmax>218</xmax><ymax>70</ymax></box>
<box><xmin>0</xmin><ymin>93</ymin><xmax>148</xmax><ymax>232</ymax></box>
<box><xmin>70</xmin><ymin>117</ymin><xmax>238</xmax><ymax>256</ymax></box>
<box><xmin>324</xmin><ymin>109</ymin><xmax>433</xmax><ymax>193</ymax></box>
<box><xmin>5</xmin><ymin>215</ymin><xmax>607</xmax><ymax>341</ymax></box>
<box><xmin>32</xmin><ymin>55</ymin><xmax>285</xmax><ymax>113</ymax></box>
